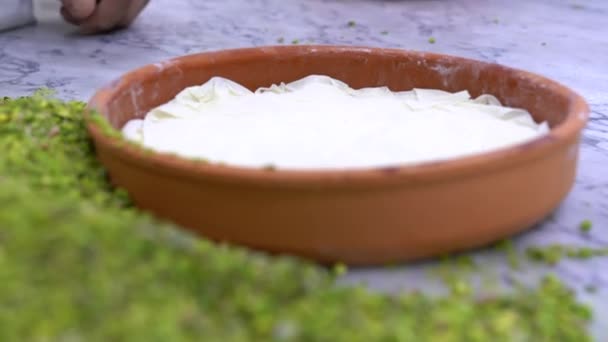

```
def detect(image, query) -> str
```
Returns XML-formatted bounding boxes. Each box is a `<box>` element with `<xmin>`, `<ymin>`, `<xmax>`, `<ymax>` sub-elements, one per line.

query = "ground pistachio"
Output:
<box><xmin>580</xmin><ymin>219</ymin><xmax>592</xmax><ymax>233</ymax></box>
<box><xmin>526</xmin><ymin>244</ymin><xmax>608</xmax><ymax>265</ymax></box>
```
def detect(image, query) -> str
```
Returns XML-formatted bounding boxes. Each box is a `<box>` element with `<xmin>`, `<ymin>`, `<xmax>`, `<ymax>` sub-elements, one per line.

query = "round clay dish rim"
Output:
<box><xmin>87</xmin><ymin>45</ymin><xmax>590</xmax><ymax>188</ymax></box>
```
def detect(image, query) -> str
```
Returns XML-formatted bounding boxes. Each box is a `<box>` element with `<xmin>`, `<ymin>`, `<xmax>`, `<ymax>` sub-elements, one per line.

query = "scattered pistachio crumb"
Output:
<box><xmin>381</xmin><ymin>30</ymin><xmax>389</xmax><ymax>35</ymax></box>
<box><xmin>291</xmin><ymin>39</ymin><xmax>300</xmax><ymax>45</ymax></box>
<box><xmin>449</xmin><ymin>279</ymin><xmax>471</xmax><ymax>296</ymax></box>
<box><xmin>347</xmin><ymin>20</ymin><xmax>356</xmax><ymax>27</ymax></box>
<box><xmin>579</xmin><ymin>219</ymin><xmax>592</xmax><ymax>233</ymax></box>
<box><xmin>575</xmin><ymin>247</ymin><xmax>594</xmax><ymax>259</ymax></box>
<box><xmin>526</xmin><ymin>244</ymin><xmax>608</xmax><ymax>265</ymax></box>
<box><xmin>456</xmin><ymin>255</ymin><xmax>476</xmax><ymax>269</ymax></box>
<box><xmin>383</xmin><ymin>261</ymin><xmax>399</xmax><ymax>269</ymax></box>
<box><xmin>277</xmin><ymin>37</ymin><xmax>285</xmax><ymax>43</ymax></box>
<box><xmin>497</xmin><ymin>240</ymin><xmax>520</xmax><ymax>270</ymax></box>
<box><xmin>428</xmin><ymin>37</ymin><xmax>436</xmax><ymax>44</ymax></box>
<box><xmin>527</xmin><ymin>246</ymin><xmax>562</xmax><ymax>265</ymax></box>
<box><xmin>333</xmin><ymin>263</ymin><xmax>348</xmax><ymax>276</ymax></box>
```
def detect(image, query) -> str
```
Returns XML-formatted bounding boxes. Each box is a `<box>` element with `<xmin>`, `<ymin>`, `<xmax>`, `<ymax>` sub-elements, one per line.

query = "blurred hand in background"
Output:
<box><xmin>60</xmin><ymin>0</ymin><xmax>149</xmax><ymax>34</ymax></box>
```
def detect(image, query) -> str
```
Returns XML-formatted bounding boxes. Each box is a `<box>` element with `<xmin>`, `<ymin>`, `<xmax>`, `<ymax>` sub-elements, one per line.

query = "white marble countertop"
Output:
<box><xmin>1</xmin><ymin>0</ymin><xmax>607</xmax><ymax>338</ymax></box>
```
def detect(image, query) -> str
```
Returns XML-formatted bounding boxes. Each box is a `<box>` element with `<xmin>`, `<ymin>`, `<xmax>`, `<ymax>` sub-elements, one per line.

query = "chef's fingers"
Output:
<box><xmin>60</xmin><ymin>0</ymin><xmax>96</xmax><ymax>21</ymax></box>
<box><xmin>60</xmin><ymin>6</ymin><xmax>82</xmax><ymax>25</ymax></box>
<box><xmin>120</xmin><ymin>0</ymin><xmax>149</xmax><ymax>27</ymax></box>
<box><xmin>78</xmin><ymin>0</ymin><xmax>125</xmax><ymax>34</ymax></box>
<box><xmin>78</xmin><ymin>0</ymin><xmax>149</xmax><ymax>34</ymax></box>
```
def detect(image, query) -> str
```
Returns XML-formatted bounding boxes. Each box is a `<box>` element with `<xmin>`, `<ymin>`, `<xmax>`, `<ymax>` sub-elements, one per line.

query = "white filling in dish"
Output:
<box><xmin>122</xmin><ymin>75</ymin><xmax>549</xmax><ymax>169</ymax></box>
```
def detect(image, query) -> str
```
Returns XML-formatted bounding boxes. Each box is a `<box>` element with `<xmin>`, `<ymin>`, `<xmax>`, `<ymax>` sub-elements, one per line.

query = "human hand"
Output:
<box><xmin>60</xmin><ymin>0</ymin><xmax>150</xmax><ymax>34</ymax></box>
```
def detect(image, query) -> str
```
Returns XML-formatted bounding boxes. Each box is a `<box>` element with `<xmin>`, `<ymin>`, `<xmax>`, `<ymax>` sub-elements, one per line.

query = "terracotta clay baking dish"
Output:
<box><xmin>87</xmin><ymin>46</ymin><xmax>589</xmax><ymax>265</ymax></box>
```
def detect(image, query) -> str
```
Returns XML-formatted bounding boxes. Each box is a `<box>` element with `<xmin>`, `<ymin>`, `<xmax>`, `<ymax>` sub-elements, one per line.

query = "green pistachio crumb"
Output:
<box><xmin>428</xmin><ymin>37</ymin><xmax>436</xmax><ymax>44</ymax></box>
<box><xmin>333</xmin><ymin>263</ymin><xmax>348</xmax><ymax>277</ymax></box>
<box><xmin>526</xmin><ymin>246</ymin><xmax>562</xmax><ymax>265</ymax></box>
<box><xmin>497</xmin><ymin>240</ymin><xmax>520</xmax><ymax>270</ymax></box>
<box><xmin>383</xmin><ymin>261</ymin><xmax>399</xmax><ymax>269</ymax></box>
<box><xmin>449</xmin><ymin>279</ymin><xmax>471</xmax><ymax>296</ymax></box>
<box><xmin>526</xmin><ymin>244</ymin><xmax>607</xmax><ymax>265</ymax></box>
<box><xmin>291</xmin><ymin>39</ymin><xmax>300</xmax><ymax>45</ymax></box>
<box><xmin>579</xmin><ymin>219</ymin><xmax>592</xmax><ymax>233</ymax></box>
<box><xmin>576</xmin><ymin>247</ymin><xmax>594</xmax><ymax>259</ymax></box>
<box><xmin>456</xmin><ymin>255</ymin><xmax>476</xmax><ymax>269</ymax></box>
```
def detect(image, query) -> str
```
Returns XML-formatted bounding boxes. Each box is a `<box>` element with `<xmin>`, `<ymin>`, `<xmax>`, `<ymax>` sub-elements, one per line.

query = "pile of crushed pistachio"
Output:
<box><xmin>0</xmin><ymin>92</ymin><xmax>595</xmax><ymax>341</ymax></box>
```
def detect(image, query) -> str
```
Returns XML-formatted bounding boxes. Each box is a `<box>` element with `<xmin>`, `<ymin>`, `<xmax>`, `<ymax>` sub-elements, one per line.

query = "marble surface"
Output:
<box><xmin>1</xmin><ymin>0</ymin><xmax>607</xmax><ymax>338</ymax></box>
